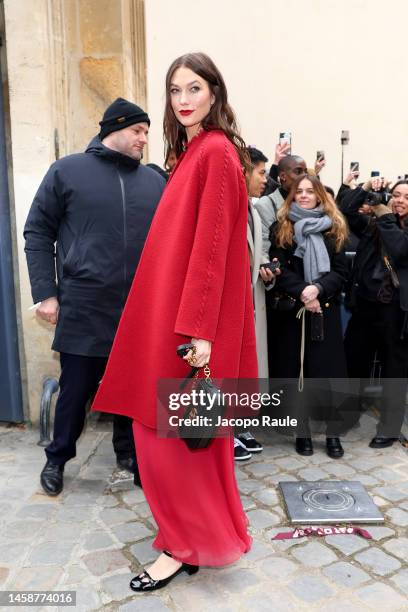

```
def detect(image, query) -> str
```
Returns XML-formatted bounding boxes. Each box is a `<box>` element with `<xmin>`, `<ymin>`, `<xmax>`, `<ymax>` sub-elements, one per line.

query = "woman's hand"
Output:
<box><xmin>259</xmin><ymin>259</ymin><xmax>281</xmax><ymax>283</ymax></box>
<box><xmin>274</xmin><ymin>142</ymin><xmax>291</xmax><ymax>165</ymax></box>
<box><xmin>362</xmin><ymin>177</ymin><xmax>390</xmax><ymax>192</ymax></box>
<box><xmin>304</xmin><ymin>298</ymin><xmax>322</xmax><ymax>313</ymax></box>
<box><xmin>314</xmin><ymin>158</ymin><xmax>326</xmax><ymax>175</ymax></box>
<box><xmin>343</xmin><ymin>170</ymin><xmax>359</xmax><ymax>188</ymax></box>
<box><xmin>184</xmin><ymin>338</ymin><xmax>212</xmax><ymax>368</ymax></box>
<box><xmin>300</xmin><ymin>285</ymin><xmax>319</xmax><ymax>304</ymax></box>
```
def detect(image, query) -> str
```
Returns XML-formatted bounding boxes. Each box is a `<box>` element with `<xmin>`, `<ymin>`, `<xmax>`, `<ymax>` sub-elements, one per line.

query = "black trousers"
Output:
<box><xmin>46</xmin><ymin>353</ymin><xmax>136</xmax><ymax>466</ymax></box>
<box><xmin>344</xmin><ymin>298</ymin><xmax>408</xmax><ymax>437</ymax></box>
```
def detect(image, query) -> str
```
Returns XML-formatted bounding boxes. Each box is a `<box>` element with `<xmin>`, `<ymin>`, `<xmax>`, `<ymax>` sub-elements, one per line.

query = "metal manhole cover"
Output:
<box><xmin>302</xmin><ymin>488</ymin><xmax>354</xmax><ymax>512</ymax></box>
<box><xmin>280</xmin><ymin>481</ymin><xmax>384</xmax><ymax>524</ymax></box>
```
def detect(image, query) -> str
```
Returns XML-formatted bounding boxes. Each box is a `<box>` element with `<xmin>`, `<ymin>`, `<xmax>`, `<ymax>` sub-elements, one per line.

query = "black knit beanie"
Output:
<box><xmin>99</xmin><ymin>98</ymin><xmax>150</xmax><ymax>140</ymax></box>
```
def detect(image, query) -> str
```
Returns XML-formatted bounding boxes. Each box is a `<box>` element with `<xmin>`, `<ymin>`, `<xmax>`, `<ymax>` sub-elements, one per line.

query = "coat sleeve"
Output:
<box><xmin>174</xmin><ymin>140</ymin><xmax>241</xmax><ymax>342</ymax></box>
<box><xmin>269</xmin><ymin>224</ymin><xmax>308</xmax><ymax>298</ymax></box>
<box><xmin>315</xmin><ymin>245</ymin><xmax>348</xmax><ymax>299</ymax></box>
<box><xmin>373</xmin><ymin>207</ymin><xmax>408</xmax><ymax>263</ymax></box>
<box><xmin>254</xmin><ymin>195</ymin><xmax>276</xmax><ymax>261</ymax></box>
<box><xmin>339</xmin><ymin>186</ymin><xmax>370</xmax><ymax>237</ymax></box>
<box><xmin>23</xmin><ymin>163</ymin><xmax>65</xmax><ymax>303</ymax></box>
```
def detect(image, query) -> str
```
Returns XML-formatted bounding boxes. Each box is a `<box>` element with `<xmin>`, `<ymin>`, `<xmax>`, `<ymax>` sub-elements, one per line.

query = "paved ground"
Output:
<box><xmin>0</xmin><ymin>412</ymin><xmax>407</xmax><ymax>612</ymax></box>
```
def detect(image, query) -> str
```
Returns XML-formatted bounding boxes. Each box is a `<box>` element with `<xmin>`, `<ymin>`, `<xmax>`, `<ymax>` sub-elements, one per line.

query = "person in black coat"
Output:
<box><xmin>340</xmin><ymin>178</ymin><xmax>408</xmax><ymax>448</ymax></box>
<box><xmin>269</xmin><ymin>174</ymin><xmax>349</xmax><ymax>458</ymax></box>
<box><xmin>24</xmin><ymin>98</ymin><xmax>165</xmax><ymax>495</ymax></box>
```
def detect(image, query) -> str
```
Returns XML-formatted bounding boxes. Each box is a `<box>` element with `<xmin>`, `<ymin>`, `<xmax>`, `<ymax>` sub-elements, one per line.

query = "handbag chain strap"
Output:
<box><xmin>193</xmin><ymin>363</ymin><xmax>212</xmax><ymax>380</ymax></box>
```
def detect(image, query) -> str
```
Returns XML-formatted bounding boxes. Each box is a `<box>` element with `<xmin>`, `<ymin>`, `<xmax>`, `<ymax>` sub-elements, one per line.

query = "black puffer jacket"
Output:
<box><xmin>24</xmin><ymin>137</ymin><xmax>165</xmax><ymax>356</ymax></box>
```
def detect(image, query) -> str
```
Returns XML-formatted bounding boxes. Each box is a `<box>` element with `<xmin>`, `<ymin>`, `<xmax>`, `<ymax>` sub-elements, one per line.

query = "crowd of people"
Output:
<box><xmin>241</xmin><ymin>145</ymin><xmax>408</xmax><ymax>460</ymax></box>
<box><xmin>24</xmin><ymin>51</ymin><xmax>407</xmax><ymax>594</ymax></box>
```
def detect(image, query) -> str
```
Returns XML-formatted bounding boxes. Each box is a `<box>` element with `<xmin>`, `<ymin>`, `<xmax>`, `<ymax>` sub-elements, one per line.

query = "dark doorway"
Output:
<box><xmin>0</xmin><ymin>16</ymin><xmax>24</xmax><ymax>422</ymax></box>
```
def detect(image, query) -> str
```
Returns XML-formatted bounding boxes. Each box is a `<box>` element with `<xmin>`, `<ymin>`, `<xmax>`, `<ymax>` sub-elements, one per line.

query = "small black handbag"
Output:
<box><xmin>178</xmin><ymin>364</ymin><xmax>225</xmax><ymax>450</ymax></box>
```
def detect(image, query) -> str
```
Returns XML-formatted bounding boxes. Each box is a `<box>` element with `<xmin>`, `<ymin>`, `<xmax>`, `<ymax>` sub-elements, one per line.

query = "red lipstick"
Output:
<box><xmin>179</xmin><ymin>110</ymin><xmax>194</xmax><ymax>116</ymax></box>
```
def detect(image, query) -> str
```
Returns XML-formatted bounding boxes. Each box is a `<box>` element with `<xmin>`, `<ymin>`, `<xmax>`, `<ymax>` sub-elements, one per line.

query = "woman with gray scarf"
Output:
<box><xmin>269</xmin><ymin>175</ymin><xmax>349</xmax><ymax>458</ymax></box>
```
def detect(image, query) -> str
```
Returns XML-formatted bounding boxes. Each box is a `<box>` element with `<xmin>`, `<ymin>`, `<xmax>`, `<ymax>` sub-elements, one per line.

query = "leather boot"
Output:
<box><xmin>369</xmin><ymin>436</ymin><xmax>398</xmax><ymax>449</ymax></box>
<box><xmin>326</xmin><ymin>437</ymin><xmax>344</xmax><ymax>459</ymax></box>
<box><xmin>295</xmin><ymin>437</ymin><xmax>314</xmax><ymax>456</ymax></box>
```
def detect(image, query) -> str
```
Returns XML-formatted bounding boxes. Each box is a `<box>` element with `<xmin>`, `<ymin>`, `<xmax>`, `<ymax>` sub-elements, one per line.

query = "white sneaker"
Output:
<box><xmin>237</xmin><ymin>431</ymin><xmax>263</xmax><ymax>453</ymax></box>
<box><xmin>234</xmin><ymin>437</ymin><xmax>252</xmax><ymax>461</ymax></box>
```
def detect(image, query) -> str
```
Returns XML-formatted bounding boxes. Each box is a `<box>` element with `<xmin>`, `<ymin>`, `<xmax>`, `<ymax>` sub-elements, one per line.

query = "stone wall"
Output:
<box><xmin>4</xmin><ymin>0</ymin><xmax>147</xmax><ymax>423</ymax></box>
<box><xmin>144</xmin><ymin>0</ymin><xmax>408</xmax><ymax>189</ymax></box>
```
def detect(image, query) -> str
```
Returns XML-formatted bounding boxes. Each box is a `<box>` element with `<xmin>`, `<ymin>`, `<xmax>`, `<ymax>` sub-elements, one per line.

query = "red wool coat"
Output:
<box><xmin>92</xmin><ymin>129</ymin><xmax>258</xmax><ymax>429</ymax></box>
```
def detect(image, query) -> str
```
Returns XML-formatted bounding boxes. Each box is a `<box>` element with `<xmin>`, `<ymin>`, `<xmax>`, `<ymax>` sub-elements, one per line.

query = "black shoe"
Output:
<box><xmin>234</xmin><ymin>438</ymin><xmax>252</xmax><ymax>461</ymax></box>
<box><xmin>40</xmin><ymin>460</ymin><xmax>64</xmax><ymax>496</ymax></box>
<box><xmin>237</xmin><ymin>432</ymin><xmax>263</xmax><ymax>453</ymax></box>
<box><xmin>134</xmin><ymin>472</ymin><xmax>143</xmax><ymax>489</ymax></box>
<box><xmin>369</xmin><ymin>436</ymin><xmax>398</xmax><ymax>449</ymax></box>
<box><xmin>295</xmin><ymin>437</ymin><xmax>314</xmax><ymax>456</ymax></box>
<box><xmin>130</xmin><ymin>552</ymin><xmax>198</xmax><ymax>592</ymax></box>
<box><xmin>117</xmin><ymin>456</ymin><xmax>138</xmax><ymax>474</ymax></box>
<box><xmin>326</xmin><ymin>437</ymin><xmax>344</xmax><ymax>459</ymax></box>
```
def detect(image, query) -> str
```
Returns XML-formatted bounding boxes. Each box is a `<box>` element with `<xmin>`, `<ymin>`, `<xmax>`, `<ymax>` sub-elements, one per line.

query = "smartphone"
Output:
<box><xmin>350</xmin><ymin>161</ymin><xmax>359</xmax><ymax>173</ymax></box>
<box><xmin>316</xmin><ymin>150</ymin><xmax>325</xmax><ymax>162</ymax></box>
<box><xmin>311</xmin><ymin>312</ymin><xmax>324</xmax><ymax>342</ymax></box>
<box><xmin>371</xmin><ymin>171</ymin><xmax>380</xmax><ymax>177</ymax></box>
<box><xmin>279</xmin><ymin>132</ymin><xmax>292</xmax><ymax>154</ymax></box>
<box><xmin>261</xmin><ymin>261</ymin><xmax>281</xmax><ymax>273</ymax></box>
<box><xmin>341</xmin><ymin>130</ymin><xmax>350</xmax><ymax>145</ymax></box>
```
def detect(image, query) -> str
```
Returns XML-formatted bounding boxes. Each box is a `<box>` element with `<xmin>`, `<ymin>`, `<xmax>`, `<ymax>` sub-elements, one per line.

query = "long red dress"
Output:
<box><xmin>92</xmin><ymin>128</ymin><xmax>258</xmax><ymax>566</ymax></box>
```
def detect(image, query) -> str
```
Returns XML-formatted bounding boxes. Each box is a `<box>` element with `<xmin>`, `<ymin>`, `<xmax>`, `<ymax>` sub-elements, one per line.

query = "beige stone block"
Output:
<box><xmin>74</xmin><ymin>56</ymin><xmax>124</xmax><ymax>150</ymax></box>
<box><xmin>80</xmin><ymin>56</ymin><xmax>123</xmax><ymax>105</ymax></box>
<box><xmin>79</xmin><ymin>0</ymin><xmax>122</xmax><ymax>55</ymax></box>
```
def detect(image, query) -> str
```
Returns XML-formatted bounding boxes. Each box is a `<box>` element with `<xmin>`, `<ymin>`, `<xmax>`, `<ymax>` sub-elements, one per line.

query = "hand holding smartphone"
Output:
<box><xmin>261</xmin><ymin>260</ymin><xmax>281</xmax><ymax>273</ymax></box>
<box><xmin>279</xmin><ymin>132</ymin><xmax>292</xmax><ymax>155</ymax></box>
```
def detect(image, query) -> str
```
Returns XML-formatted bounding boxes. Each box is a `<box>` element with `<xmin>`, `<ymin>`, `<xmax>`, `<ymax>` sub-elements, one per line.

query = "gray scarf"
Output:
<box><xmin>288</xmin><ymin>202</ymin><xmax>332</xmax><ymax>283</ymax></box>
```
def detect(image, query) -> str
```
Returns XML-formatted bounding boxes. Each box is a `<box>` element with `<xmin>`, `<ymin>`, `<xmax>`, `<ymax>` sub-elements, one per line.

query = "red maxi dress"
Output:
<box><xmin>92</xmin><ymin>129</ymin><xmax>258</xmax><ymax>566</ymax></box>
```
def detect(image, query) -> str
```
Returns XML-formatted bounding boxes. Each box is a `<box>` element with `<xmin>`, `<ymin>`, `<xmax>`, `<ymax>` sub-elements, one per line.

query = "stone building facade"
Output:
<box><xmin>1</xmin><ymin>0</ymin><xmax>148</xmax><ymax>423</ymax></box>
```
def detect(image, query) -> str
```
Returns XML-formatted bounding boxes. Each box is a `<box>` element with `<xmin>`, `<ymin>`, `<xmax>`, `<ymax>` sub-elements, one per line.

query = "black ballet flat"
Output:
<box><xmin>129</xmin><ymin>551</ymin><xmax>199</xmax><ymax>592</ymax></box>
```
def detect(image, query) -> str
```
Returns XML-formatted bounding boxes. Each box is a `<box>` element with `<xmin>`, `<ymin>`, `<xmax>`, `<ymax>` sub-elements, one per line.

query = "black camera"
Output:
<box><xmin>366</xmin><ymin>190</ymin><xmax>392</xmax><ymax>206</ymax></box>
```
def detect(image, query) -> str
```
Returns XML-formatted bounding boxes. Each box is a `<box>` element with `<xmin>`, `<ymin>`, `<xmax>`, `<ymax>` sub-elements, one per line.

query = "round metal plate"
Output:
<box><xmin>302</xmin><ymin>488</ymin><xmax>355</xmax><ymax>512</ymax></box>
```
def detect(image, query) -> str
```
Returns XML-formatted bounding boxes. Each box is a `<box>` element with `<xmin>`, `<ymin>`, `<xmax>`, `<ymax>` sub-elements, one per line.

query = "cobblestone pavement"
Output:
<box><xmin>0</xmin><ymin>412</ymin><xmax>407</xmax><ymax>612</ymax></box>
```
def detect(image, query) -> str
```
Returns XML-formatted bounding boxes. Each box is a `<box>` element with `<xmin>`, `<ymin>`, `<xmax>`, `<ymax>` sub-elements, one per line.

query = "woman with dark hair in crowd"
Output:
<box><xmin>164</xmin><ymin>147</ymin><xmax>177</xmax><ymax>174</ymax></box>
<box><xmin>269</xmin><ymin>175</ymin><xmax>349</xmax><ymax>458</ymax></box>
<box><xmin>341</xmin><ymin>177</ymin><xmax>408</xmax><ymax>448</ymax></box>
<box><xmin>92</xmin><ymin>52</ymin><xmax>257</xmax><ymax>591</ymax></box>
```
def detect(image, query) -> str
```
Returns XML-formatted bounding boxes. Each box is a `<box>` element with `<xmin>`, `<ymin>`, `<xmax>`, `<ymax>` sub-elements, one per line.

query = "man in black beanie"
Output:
<box><xmin>24</xmin><ymin>98</ymin><xmax>165</xmax><ymax>496</ymax></box>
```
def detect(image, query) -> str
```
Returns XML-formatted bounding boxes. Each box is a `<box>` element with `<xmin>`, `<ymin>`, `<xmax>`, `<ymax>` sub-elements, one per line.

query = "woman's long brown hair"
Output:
<box><xmin>163</xmin><ymin>52</ymin><xmax>249</xmax><ymax>173</ymax></box>
<box><xmin>275</xmin><ymin>175</ymin><xmax>348</xmax><ymax>251</ymax></box>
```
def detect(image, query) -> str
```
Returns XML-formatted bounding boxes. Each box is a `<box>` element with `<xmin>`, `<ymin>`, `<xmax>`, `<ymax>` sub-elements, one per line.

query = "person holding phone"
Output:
<box><xmin>340</xmin><ymin>178</ymin><xmax>408</xmax><ymax>448</ymax></box>
<box><xmin>269</xmin><ymin>175</ymin><xmax>349</xmax><ymax>458</ymax></box>
<box><xmin>92</xmin><ymin>53</ymin><xmax>258</xmax><ymax>591</ymax></box>
<box><xmin>231</xmin><ymin>146</ymin><xmax>279</xmax><ymax>460</ymax></box>
<box><xmin>255</xmin><ymin>154</ymin><xmax>307</xmax><ymax>375</ymax></box>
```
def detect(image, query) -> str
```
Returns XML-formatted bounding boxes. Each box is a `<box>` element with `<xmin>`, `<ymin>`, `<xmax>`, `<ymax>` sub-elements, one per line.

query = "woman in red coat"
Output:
<box><xmin>92</xmin><ymin>52</ymin><xmax>258</xmax><ymax>591</ymax></box>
